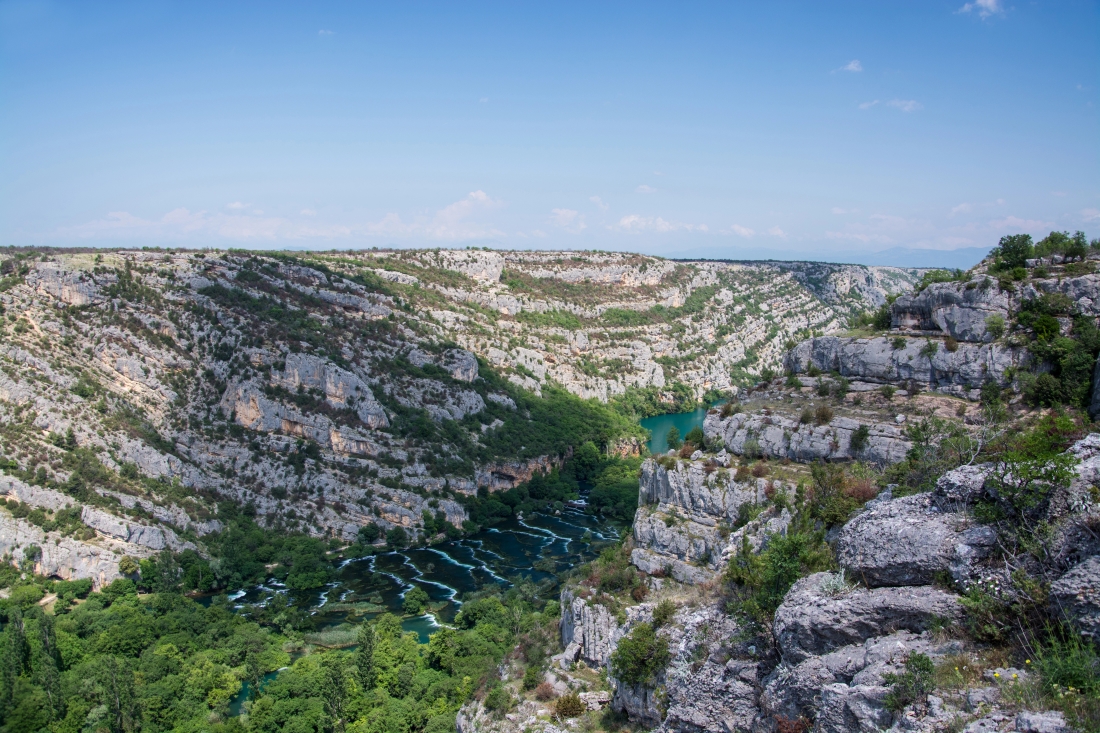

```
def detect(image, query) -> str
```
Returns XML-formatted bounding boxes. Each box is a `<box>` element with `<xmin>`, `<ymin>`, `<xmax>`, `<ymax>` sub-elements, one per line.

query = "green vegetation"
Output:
<box><xmin>610</xmin><ymin>622</ymin><xmax>669</xmax><ymax>687</ymax></box>
<box><xmin>884</xmin><ymin>653</ymin><xmax>935</xmax><ymax>712</ymax></box>
<box><xmin>0</xmin><ymin>562</ymin><xmax>559</xmax><ymax>733</ymax></box>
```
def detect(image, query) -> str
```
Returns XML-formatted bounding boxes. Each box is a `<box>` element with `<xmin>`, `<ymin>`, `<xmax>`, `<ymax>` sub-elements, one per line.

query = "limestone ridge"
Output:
<box><xmin>0</xmin><ymin>249</ymin><xmax>915</xmax><ymax>588</ymax></box>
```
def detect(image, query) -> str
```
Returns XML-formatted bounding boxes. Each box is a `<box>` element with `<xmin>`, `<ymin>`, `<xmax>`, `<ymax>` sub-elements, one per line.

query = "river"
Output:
<box><xmin>225</xmin><ymin>404</ymin><xmax>710</xmax><ymax>713</ymax></box>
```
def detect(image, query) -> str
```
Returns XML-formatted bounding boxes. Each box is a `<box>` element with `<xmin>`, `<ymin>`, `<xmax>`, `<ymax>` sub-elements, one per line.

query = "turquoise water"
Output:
<box><xmin>640</xmin><ymin>404</ymin><xmax>714</xmax><ymax>454</ymax></box>
<box><xmin>224</xmin><ymin>406</ymin><xmax>705</xmax><ymax>712</ymax></box>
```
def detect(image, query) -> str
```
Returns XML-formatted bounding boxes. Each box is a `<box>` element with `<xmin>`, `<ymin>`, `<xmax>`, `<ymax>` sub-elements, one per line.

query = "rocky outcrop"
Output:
<box><xmin>1050</xmin><ymin>555</ymin><xmax>1100</xmax><ymax>639</ymax></box>
<box><xmin>273</xmin><ymin>353</ymin><xmax>388</xmax><ymax>428</ymax></box>
<box><xmin>26</xmin><ymin>262</ymin><xmax>106</xmax><ymax>306</ymax></box>
<box><xmin>79</xmin><ymin>506</ymin><xmax>196</xmax><ymax>552</ymax></box>
<box><xmin>836</xmin><ymin>493</ymin><xmax>997</xmax><ymax>587</ymax></box>
<box><xmin>773</xmin><ymin>573</ymin><xmax>963</xmax><ymax>664</ymax></box>
<box><xmin>703</xmin><ymin>410</ymin><xmax>910</xmax><ymax>466</ymax></box>
<box><xmin>784</xmin><ymin>336</ymin><xmax>1027</xmax><ymax>398</ymax></box>
<box><xmin>408</xmin><ymin>347</ymin><xmax>480</xmax><ymax>382</ymax></box>
<box><xmin>222</xmin><ymin>381</ymin><xmax>382</xmax><ymax>456</ymax></box>
<box><xmin>629</xmin><ymin>457</ymin><xmax>791</xmax><ymax>582</ymax></box>
<box><xmin>0</xmin><ymin>512</ymin><xmax>151</xmax><ymax>589</ymax></box>
<box><xmin>1026</xmin><ymin>273</ymin><xmax>1100</xmax><ymax>317</ymax></box>
<box><xmin>557</xmin><ymin>588</ymin><xmax>619</xmax><ymax>668</ymax></box>
<box><xmin>891</xmin><ymin>277</ymin><xmax>1010</xmax><ymax>342</ymax></box>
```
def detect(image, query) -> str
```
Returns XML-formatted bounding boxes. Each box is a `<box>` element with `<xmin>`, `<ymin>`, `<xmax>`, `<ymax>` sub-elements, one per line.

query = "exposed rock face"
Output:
<box><xmin>836</xmin><ymin>493</ymin><xmax>997</xmax><ymax>587</ymax></box>
<box><xmin>0</xmin><ymin>512</ymin><xmax>150</xmax><ymax>589</ymax></box>
<box><xmin>784</xmin><ymin>336</ymin><xmax>1027</xmax><ymax>397</ymax></box>
<box><xmin>1050</xmin><ymin>555</ymin><xmax>1100</xmax><ymax>639</ymax></box>
<box><xmin>630</xmin><ymin>457</ymin><xmax>787</xmax><ymax>582</ymax></box>
<box><xmin>891</xmin><ymin>277</ymin><xmax>1010</xmax><ymax>342</ymax></box>
<box><xmin>1027</xmin><ymin>273</ymin><xmax>1100</xmax><ymax>317</ymax></box>
<box><xmin>475</xmin><ymin>455</ymin><xmax>564</xmax><ymax>492</ymax></box>
<box><xmin>703</xmin><ymin>410</ymin><xmax>910</xmax><ymax>466</ymax></box>
<box><xmin>773</xmin><ymin>573</ymin><xmax>962</xmax><ymax>664</ymax></box>
<box><xmin>408</xmin><ymin>347</ymin><xmax>480</xmax><ymax>382</ymax></box>
<box><xmin>26</xmin><ymin>262</ymin><xmax>106</xmax><ymax>306</ymax></box>
<box><xmin>557</xmin><ymin>588</ymin><xmax>619</xmax><ymax>668</ymax></box>
<box><xmin>79</xmin><ymin>506</ymin><xmax>195</xmax><ymax>552</ymax></box>
<box><xmin>273</xmin><ymin>352</ymin><xmax>388</xmax><ymax>428</ymax></box>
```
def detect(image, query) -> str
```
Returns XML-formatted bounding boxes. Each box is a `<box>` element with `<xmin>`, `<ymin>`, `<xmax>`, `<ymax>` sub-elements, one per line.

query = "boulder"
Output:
<box><xmin>813</xmin><ymin>683</ymin><xmax>892</xmax><ymax>733</ymax></box>
<box><xmin>1091</xmin><ymin>350</ymin><xmax>1100</xmax><ymax>421</ymax></box>
<box><xmin>773</xmin><ymin>573</ymin><xmax>962</xmax><ymax>664</ymax></box>
<box><xmin>933</xmin><ymin>464</ymin><xmax>992</xmax><ymax>508</ymax></box>
<box><xmin>837</xmin><ymin>494</ymin><xmax>996</xmax><ymax>587</ymax></box>
<box><xmin>1016</xmin><ymin>710</ymin><xmax>1070</xmax><ymax>733</ymax></box>
<box><xmin>762</xmin><ymin>630</ymin><xmax>962</xmax><ymax>721</ymax></box>
<box><xmin>1050</xmin><ymin>555</ymin><xmax>1100</xmax><ymax>639</ymax></box>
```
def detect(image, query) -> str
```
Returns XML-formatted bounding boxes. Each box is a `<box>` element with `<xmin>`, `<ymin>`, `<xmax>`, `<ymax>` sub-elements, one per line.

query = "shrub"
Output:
<box><xmin>534</xmin><ymin>682</ymin><xmax>556</xmax><ymax>701</ymax></box>
<box><xmin>720</xmin><ymin>401</ymin><xmax>741</xmax><ymax>417</ymax></box>
<box><xmin>684</xmin><ymin>426</ymin><xmax>705</xmax><ymax>447</ymax></box>
<box><xmin>652</xmin><ymin>599</ymin><xmax>676</xmax><ymax>628</ymax></box>
<box><xmin>799</xmin><ymin>407</ymin><xmax>814</xmax><ymax>425</ymax></box>
<box><xmin>980</xmin><ymin>381</ymin><xmax>1001</xmax><ymax>407</ymax></box>
<box><xmin>891</xmin><ymin>336</ymin><xmax>907</xmax><ymax>350</ymax></box>
<box><xmin>880</xmin><ymin>385</ymin><xmax>896</xmax><ymax>401</ymax></box>
<box><xmin>831</xmin><ymin>377</ymin><xmax>850</xmax><ymax>399</ymax></box>
<box><xmin>815</xmin><ymin>379</ymin><xmax>830</xmax><ymax>397</ymax></box>
<box><xmin>985</xmin><ymin>314</ymin><xmax>1006</xmax><ymax>340</ymax></box>
<box><xmin>522</xmin><ymin>665</ymin><xmax>541</xmax><ymax>691</ymax></box>
<box><xmin>118</xmin><ymin>555</ymin><xmax>140</xmax><ymax>575</ymax></box>
<box><xmin>553</xmin><ymin>692</ymin><xmax>586</xmax><ymax>718</ymax></box>
<box><xmin>814</xmin><ymin>404</ymin><xmax>833</xmax><ymax>425</ymax></box>
<box><xmin>631</xmin><ymin>584</ymin><xmax>648</xmax><ymax>602</ymax></box>
<box><xmin>734</xmin><ymin>465</ymin><xmax>751</xmax><ymax>481</ymax></box>
<box><xmin>485</xmin><ymin>684</ymin><xmax>513</xmax><ymax>712</ymax></box>
<box><xmin>849</xmin><ymin>424</ymin><xmax>870</xmax><ymax>452</ymax></box>
<box><xmin>611</xmin><ymin>623</ymin><xmax>670</xmax><ymax>687</ymax></box>
<box><xmin>919</xmin><ymin>340</ymin><xmax>939</xmax><ymax>358</ymax></box>
<box><xmin>884</xmin><ymin>653</ymin><xmax>935</xmax><ymax>711</ymax></box>
<box><xmin>944</xmin><ymin>336</ymin><xmax>959</xmax><ymax>352</ymax></box>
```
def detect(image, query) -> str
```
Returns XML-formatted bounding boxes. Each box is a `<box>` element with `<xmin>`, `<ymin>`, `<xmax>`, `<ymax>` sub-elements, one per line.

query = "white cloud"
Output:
<box><xmin>841</xmin><ymin>60</ymin><xmax>863</xmax><ymax>72</ymax></box>
<box><xmin>887</xmin><ymin>99</ymin><xmax>922</xmax><ymax>113</ymax></box>
<box><xmin>550</xmin><ymin>208</ymin><xmax>587</xmax><ymax>233</ymax></box>
<box><xmin>614</xmin><ymin>215</ymin><xmax>707</xmax><ymax>233</ymax></box>
<box><xmin>832</xmin><ymin>207</ymin><xmax>857</xmax><ymax>215</ymax></box>
<box><xmin>300</xmin><ymin>209</ymin><xmax>316</xmax><ymax>216</ymax></box>
<box><xmin>988</xmin><ymin>215</ymin><xmax>1054</xmax><ymax>231</ymax></box>
<box><xmin>958</xmin><ymin>0</ymin><xmax>1003</xmax><ymax>18</ymax></box>
<box><xmin>730</xmin><ymin>225</ymin><xmax>754</xmax><ymax>237</ymax></box>
<box><xmin>950</xmin><ymin>203</ymin><xmax>972</xmax><ymax>215</ymax></box>
<box><xmin>636</xmin><ymin>185</ymin><xmax>657</xmax><ymax>194</ymax></box>
<box><xmin>589</xmin><ymin>195</ymin><xmax>609</xmax><ymax>210</ymax></box>
<box><xmin>859</xmin><ymin>100</ymin><xmax>879</xmax><ymax>110</ymax></box>
<box><xmin>1082</xmin><ymin>208</ymin><xmax>1100</xmax><ymax>222</ymax></box>
<box><xmin>226</xmin><ymin>201</ymin><xmax>248</xmax><ymax>210</ymax></box>
<box><xmin>318</xmin><ymin>29</ymin><xmax>334</xmax><ymax>35</ymax></box>
<box><xmin>765</xmin><ymin>226</ymin><xmax>786</xmax><ymax>238</ymax></box>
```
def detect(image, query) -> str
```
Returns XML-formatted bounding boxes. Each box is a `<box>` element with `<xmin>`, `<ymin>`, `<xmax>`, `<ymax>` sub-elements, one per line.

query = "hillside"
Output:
<box><xmin>0</xmin><ymin>247</ymin><xmax>919</xmax><ymax>589</ymax></box>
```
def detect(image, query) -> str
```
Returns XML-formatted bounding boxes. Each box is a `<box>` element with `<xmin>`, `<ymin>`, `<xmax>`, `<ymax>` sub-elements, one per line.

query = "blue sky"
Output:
<box><xmin>1</xmin><ymin>1</ymin><xmax>1097</xmax><ymax>265</ymax></box>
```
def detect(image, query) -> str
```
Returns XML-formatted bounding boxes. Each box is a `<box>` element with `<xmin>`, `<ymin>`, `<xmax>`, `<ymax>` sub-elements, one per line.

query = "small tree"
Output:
<box><xmin>984</xmin><ymin>314</ymin><xmax>1005</xmax><ymax>340</ymax></box>
<box><xmin>992</xmin><ymin>234</ymin><xmax>1033</xmax><ymax>269</ymax></box>
<box><xmin>665</xmin><ymin>426</ymin><xmax>682</xmax><ymax>450</ymax></box>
